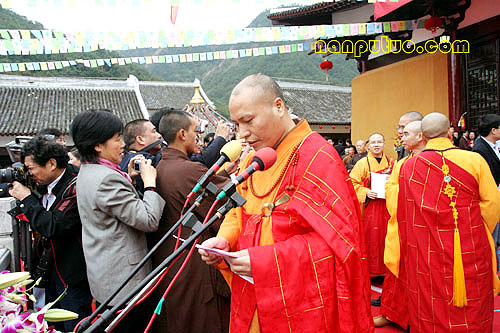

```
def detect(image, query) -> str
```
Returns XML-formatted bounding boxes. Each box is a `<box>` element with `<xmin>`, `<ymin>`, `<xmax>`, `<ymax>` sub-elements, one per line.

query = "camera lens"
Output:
<box><xmin>0</xmin><ymin>169</ymin><xmax>14</xmax><ymax>184</ymax></box>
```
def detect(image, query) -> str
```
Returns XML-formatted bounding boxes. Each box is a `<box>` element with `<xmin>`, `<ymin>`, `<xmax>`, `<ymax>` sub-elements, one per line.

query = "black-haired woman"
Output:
<box><xmin>71</xmin><ymin>110</ymin><xmax>165</xmax><ymax>332</ymax></box>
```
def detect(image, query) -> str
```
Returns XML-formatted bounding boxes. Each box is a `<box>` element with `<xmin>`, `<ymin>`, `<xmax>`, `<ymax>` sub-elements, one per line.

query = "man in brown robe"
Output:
<box><xmin>151</xmin><ymin>110</ymin><xmax>232</xmax><ymax>333</ymax></box>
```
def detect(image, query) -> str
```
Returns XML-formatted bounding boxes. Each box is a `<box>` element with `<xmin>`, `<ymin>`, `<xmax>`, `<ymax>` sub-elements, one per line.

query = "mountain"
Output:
<box><xmin>135</xmin><ymin>8</ymin><xmax>359</xmax><ymax>115</ymax></box>
<box><xmin>0</xmin><ymin>6</ymin><xmax>358</xmax><ymax>116</ymax></box>
<box><xmin>0</xmin><ymin>7</ymin><xmax>160</xmax><ymax>81</ymax></box>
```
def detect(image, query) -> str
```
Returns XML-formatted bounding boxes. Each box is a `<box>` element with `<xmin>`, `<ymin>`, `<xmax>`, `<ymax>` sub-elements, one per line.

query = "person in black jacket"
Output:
<box><xmin>473</xmin><ymin>114</ymin><xmax>500</xmax><ymax>187</ymax></box>
<box><xmin>8</xmin><ymin>136</ymin><xmax>91</xmax><ymax>332</ymax></box>
<box><xmin>473</xmin><ymin>114</ymin><xmax>500</xmax><ymax>272</ymax></box>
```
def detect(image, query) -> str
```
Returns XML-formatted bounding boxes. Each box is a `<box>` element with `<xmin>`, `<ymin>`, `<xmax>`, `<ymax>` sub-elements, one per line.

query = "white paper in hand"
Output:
<box><xmin>196</xmin><ymin>244</ymin><xmax>255</xmax><ymax>284</ymax></box>
<box><xmin>371</xmin><ymin>172</ymin><xmax>389</xmax><ymax>199</ymax></box>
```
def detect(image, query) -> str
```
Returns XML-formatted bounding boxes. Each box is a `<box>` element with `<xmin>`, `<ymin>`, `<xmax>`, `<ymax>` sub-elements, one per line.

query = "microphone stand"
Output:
<box><xmin>76</xmin><ymin>182</ymin><xmax>220</xmax><ymax>333</ymax></box>
<box><xmin>82</xmin><ymin>190</ymin><xmax>246</xmax><ymax>333</ymax></box>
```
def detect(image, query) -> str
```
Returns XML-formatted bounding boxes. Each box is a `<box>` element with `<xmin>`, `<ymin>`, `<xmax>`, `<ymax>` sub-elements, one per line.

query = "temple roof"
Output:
<box><xmin>0</xmin><ymin>75</ymin><xmax>143</xmax><ymax>136</ymax></box>
<box><xmin>278</xmin><ymin>80</ymin><xmax>351</xmax><ymax>124</ymax></box>
<box><xmin>268</xmin><ymin>1</ymin><xmax>367</xmax><ymax>26</ymax></box>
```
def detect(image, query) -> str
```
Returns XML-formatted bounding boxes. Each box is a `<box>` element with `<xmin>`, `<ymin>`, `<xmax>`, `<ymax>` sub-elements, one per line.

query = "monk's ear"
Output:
<box><xmin>273</xmin><ymin>97</ymin><xmax>286</xmax><ymax>117</ymax></box>
<box><xmin>176</xmin><ymin>128</ymin><xmax>186</xmax><ymax>142</ymax></box>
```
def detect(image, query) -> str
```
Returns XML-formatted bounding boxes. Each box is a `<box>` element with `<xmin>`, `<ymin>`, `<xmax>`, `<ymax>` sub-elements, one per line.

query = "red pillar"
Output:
<box><xmin>447</xmin><ymin>31</ymin><xmax>462</xmax><ymax>127</ymax></box>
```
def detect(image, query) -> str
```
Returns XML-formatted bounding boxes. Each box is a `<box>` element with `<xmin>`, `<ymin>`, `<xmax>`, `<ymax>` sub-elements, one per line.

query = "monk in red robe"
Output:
<box><xmin>398</xmin><ymin>113</ymin><xmax>500</xmax><ymax>332</ymax></box>
<box><xmin>200</xmin><ymin>74</ymin><xmax>373</xmax><ymax>333</ymax></box>
<box><xmin>350</xmin><ymin>133</ymin><xmax>394</xmax><ymax>276</ymax></box>
<box><xmin>374</xmin><ymin>120</ymin><xmax>426</xmax><ymax>328</ymax></box>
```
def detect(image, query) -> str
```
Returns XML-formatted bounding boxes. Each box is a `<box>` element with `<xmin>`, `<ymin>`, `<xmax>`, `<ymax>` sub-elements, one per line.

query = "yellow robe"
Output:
<box><xmin>384</xmin><ymin>156</ymin><xmax>409</xmax><ymax>277</ymax></box>
<box><xmin>350</xmin><ymin>152</ymin><xmax>392</xmax><ymax>203</ymax></box>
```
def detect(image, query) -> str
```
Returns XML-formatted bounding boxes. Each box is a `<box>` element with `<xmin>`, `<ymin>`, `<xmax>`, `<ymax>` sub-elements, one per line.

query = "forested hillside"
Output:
<box><xmin>1</xmin><ymin>7</ymin><xmax>358</xmax><ymax>115</ymax></box>
<box><xmin>133</xmin><ymin>9</ymin><xmax>359</xmax><ymax>114</ymax></box>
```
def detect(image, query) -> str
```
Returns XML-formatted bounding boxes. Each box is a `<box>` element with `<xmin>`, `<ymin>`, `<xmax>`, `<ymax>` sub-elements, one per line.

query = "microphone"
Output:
<box><xmin>192</xmin><ymin>140</ymin><xmax>242</xmax><ymax>194</ymax></box>
<box><xmin>216</xmin><ymin>147</ymin><xmax>277</xmax><ymax>200</ymax></box>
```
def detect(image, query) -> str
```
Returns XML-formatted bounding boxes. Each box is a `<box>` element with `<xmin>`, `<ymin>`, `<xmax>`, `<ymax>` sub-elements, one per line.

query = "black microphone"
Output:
<box><xmin>191</xmin><ymin>140</ymin><xmax>242</xmax><ymax>194</ymax></box>
<box><xmin>216</xmin><ymin>147</ymin><xmax>277</xmax><ymax>200</ymax></box>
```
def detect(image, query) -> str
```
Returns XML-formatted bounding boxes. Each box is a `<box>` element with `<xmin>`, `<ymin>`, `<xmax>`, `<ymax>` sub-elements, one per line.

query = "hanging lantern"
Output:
<box><xmin>320</xmin><ymin>59</ymin><xmax>333</xmax><ymax>82</ymax></box>
<box><xmin>319</xmin><ymin>125</ymin><xmax>323</xmax><ymax>129</ymax></box>
<box><xmin>345</xmin><ymin>126</ymin><xmax>349</xmax><ymax>129</ymax></box>
<box><xmin>332</xmin><ymin>125</ymin><xmax>336</xmax><ymax>129</ymax></box>
<box><xmin>424</xmin><ymin>16</ymin><xmax>444</xmax><ymax>33</ymax></box>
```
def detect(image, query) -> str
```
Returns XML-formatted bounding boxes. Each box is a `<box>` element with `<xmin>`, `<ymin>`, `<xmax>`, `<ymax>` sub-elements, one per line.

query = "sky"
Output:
<box><xmin>7</xmin><ymin>0</ymin><xmax>296</xmax><ymax>32</ymax></box>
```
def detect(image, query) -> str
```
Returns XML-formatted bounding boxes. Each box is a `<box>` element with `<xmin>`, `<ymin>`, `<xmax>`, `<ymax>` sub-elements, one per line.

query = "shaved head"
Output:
<box><xmin>229</xmin><ymin>74</ymin><xmax>294</xmax><ymax>150</ymax></box>
<box><xmin>398</xmin><ymin>111</ymin><xmax>423</xmax><ymax>135</ymax></box>
<box><xmin>404</xmin><ymin>121</ymin><xmax>422</xmax><ymax>135</ymax></box>
<box><xmin>421</xmin><ymin>113</ymin><xmax>450</xmax><ymax>139</ymax></box>
<box><xmin>400</xmin><ymin>111</ymin><xmax>423</xmax><ymax>123</ymax></box>
<box><xmin>231</xmin><ymin>73</ymin><xmax>284</xmax><ymax>104</ymax></box>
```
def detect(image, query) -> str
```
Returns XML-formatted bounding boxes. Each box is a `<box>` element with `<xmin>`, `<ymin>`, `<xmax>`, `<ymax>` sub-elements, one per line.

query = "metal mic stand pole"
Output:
<box><xmin>76</xmin><ymin>183</ymin><xmax>219</xmax><ymax>333</ymax></box>
<box><xmin>82</xmin><ymin>190</ymin><xmax>246</xmax><ymax>333</ymax></box>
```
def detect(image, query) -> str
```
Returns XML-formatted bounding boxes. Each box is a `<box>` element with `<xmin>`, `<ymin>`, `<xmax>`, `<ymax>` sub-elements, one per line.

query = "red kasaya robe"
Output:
<box><xmin>398</xmin><ymin>138</ymin><xmax>500</xmax><ymax>332</ymax></box>
<box><xmin>350</xmin><ymin>153</ymin><xmax>393</xmax><ymax>276</ymax></box>
<box><xmin>217</xmin><ymin>120</ymin><xmax>373</xmax><ymax>333</ymax></box>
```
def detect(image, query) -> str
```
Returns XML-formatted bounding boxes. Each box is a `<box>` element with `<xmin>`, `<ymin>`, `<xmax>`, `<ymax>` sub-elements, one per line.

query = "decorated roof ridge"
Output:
<box><xmin>268</xmin><ymin>0</ymin><xmax>363</xmax><ymax>20</ymax></box>
<box><xmin>277</xmin><ymin>80</ymin><xmax>351</xmax><ymax>92</ymax></box>
<box><xmin>138</xmin><ymin>81</ymin><xmax>199</xmax><ymax>87</ymax></box>
<box><xmin>0</xmin><ymin>74</ymin><xmax>135</xmax><ymax>90</ymax></box>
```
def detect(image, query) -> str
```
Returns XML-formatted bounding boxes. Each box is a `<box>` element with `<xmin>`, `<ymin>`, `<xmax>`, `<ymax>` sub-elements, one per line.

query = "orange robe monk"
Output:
<box><xmin>398</xmin><ymin>137</ymin><xmax>500</xmax><ymax>332</ymax></box>
<box><xmin>379</xmin><ymin>156</ymin><xmax>409</xmax><ymax>329</ymax></box>
<box><xmin>350</xmin><ymin>152</ymin><xmax>394</xmax><ymax>275</ymax></box>
<box><xmin>217</xmin><ymin>120</ymin><xmax>373</xmax><ymax>332</ymax></box>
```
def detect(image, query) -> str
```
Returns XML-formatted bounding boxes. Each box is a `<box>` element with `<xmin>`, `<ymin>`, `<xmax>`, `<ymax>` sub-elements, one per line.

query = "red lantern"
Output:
<box><xmin>424</xmin><ymin>16</ymin><xmax>443</xmax><ymax>33</ymax></box>
<box><xmin>320</xmin><ymin>59</ymin><xmax>333</xmax><ymax>82</ymax></box>
<box><xmin>319</xmin><ymin>125</ymin><xmax>323</xmax><ymax>129</ymax></box>
<box><xmin>332</xmin><ymin>126</ymin><xmax>336</xmax><ymax>129</ymax></box>
<box><xmin>345</xmin><ymin>126</ymin><xmax>349</xmax><ymax>129</ymax></box>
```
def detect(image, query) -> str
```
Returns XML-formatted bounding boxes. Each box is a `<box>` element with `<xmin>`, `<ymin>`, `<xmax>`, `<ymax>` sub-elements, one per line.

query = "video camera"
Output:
<box><xmin>0</xmin><ymin>136</ymin><xmax>36</xmax><ymax>189</ymax></box>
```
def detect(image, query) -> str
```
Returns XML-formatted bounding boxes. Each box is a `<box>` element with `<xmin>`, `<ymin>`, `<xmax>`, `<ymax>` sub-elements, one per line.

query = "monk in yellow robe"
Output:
<box><xmin>199</xmin><ymin>74</ymin><xmax>373</xmax><ymax>333</ymax></box>
<box><xmin>398</xmin><ymin>113</ymin><xmax>500</xmax><ymax>332</ymax></box>
<box><xmin>374</xmin><ymin>120</ymin><xmax>426</xmax><ymax>328</ymax></box>
<box><xmin>350</xmin><ymin>133</ymin><xmax>394</xmax><ymax>276</ymax></box>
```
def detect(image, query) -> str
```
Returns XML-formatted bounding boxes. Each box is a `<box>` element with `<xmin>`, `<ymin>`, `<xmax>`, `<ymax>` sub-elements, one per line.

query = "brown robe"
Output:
<box><xmin>150</xmin><ymin>147</ymin><xmax>231</xmax><ymax>333</ymax></box>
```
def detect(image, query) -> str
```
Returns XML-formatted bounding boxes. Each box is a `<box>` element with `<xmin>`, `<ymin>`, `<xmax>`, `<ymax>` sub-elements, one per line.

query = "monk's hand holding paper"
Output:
<box><xmin>366</xmin><ymin>190</ymin><xmax>378</xmax><ymax>200</ymax></box>
<box><xmin>226</xmin><ymin>249</ymin><xmax>252</xmax><ymax>277</ymax></box>
<box><xmin>199</xmin><ymin>237</ymin><xmax>230</xmax><ymax>266</ymax></box>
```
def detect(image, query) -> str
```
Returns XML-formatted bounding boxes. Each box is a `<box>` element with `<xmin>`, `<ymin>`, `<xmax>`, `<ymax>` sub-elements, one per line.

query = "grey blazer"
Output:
<box><xmin>76</xmin><ymin>164</ymin><xmax>165</xmax><ymax>305</ymax></box>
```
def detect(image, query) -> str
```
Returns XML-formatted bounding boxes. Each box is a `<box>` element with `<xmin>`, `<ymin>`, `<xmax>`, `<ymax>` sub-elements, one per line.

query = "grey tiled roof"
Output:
<box><xmin>268</xmin><ymin>1</ymin><xmax>365</xmax><ymax>21</ymax></box>
<box><xmin>0</xmin><ymin>75</ymin><xmax>143</xmax><ymax>136</ymax></box>
<box><xmin>277</xmin><ymin>81</ymin><xmax>351</xmax><ymax>124</ymax></box>
<box><xmin>139</xmin><ymin>82</ymin><xmax>198</xmax><ymax>110</ymax></box>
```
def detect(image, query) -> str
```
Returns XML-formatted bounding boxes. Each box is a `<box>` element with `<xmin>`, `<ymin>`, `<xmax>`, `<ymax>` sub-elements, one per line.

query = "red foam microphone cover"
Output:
<box><xmin>252</xmin><ymin>147</ymin><xmax>277</xmax><ymax>171</ymax></box>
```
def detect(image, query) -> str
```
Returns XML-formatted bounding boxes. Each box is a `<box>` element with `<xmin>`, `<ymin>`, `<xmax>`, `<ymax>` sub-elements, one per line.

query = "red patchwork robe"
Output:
<box><xmin>397</xmin><ymin>138</ymin><xmax>500</xmax><ymax>332</ymax></box>
<box><xmin>217</xmin><ymin>120</ymin><xmax>373</xmax><ymax>332</ymax></box>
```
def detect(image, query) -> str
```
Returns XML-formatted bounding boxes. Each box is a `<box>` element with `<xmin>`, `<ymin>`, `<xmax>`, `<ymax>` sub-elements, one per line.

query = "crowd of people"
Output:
<box><xmin>3</xmin><ymin>74</ymin><xmax>500</xmax><ymax>333</ymax></box>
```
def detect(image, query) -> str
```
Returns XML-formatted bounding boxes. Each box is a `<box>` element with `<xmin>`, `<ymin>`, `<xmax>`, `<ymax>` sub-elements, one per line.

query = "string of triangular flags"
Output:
<box><xmin>0</xmin><ymin>19</ymin><xmax>427</xmax><ymax>56</ymax></box>
<box><xmin>0</xmin><ymin>0</ymin><xmax>401</xmax><ymax>9</ymax></box>
<box><xmin>0</xmin><ymin>41</ymin><xmax>311</xmax><ymax>73</ymax></box>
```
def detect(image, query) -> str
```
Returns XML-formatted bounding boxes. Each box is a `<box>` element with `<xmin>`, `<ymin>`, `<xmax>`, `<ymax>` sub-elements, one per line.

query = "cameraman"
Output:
<box><xmin>119</xmin><ymin>119</ymin><xmax>163</xmax><ymax>194</ymax></box>
<box><xmin>120</xmin><ymin>117</ymin><xmax>232</xmax><ymax>194</ymax></box>
<box><xmin>8</xmin><ymin>136</ymin><xmax>91</xmax><ymax>332</ymax></box>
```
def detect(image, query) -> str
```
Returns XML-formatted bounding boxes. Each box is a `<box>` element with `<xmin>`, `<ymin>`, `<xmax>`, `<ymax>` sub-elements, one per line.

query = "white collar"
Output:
<box><xmin>47</xmin><ymin>169</ymin><xmax>65</xmax><ymax>195</ymax></box>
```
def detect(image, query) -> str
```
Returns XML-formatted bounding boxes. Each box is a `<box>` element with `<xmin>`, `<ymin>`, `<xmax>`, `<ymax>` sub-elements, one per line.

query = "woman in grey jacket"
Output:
<box><xmin>71</xmin><ymin>110</ymin><xmax>165</xmax><ymax>332</ymax></box>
